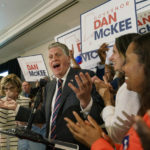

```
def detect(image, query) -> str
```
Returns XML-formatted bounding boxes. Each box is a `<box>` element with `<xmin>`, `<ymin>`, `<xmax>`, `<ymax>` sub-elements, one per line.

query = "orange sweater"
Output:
<box><xmin>91</xmin><ymin>113</ymin><xmax>150</xmax><ymax>150</ymax></box>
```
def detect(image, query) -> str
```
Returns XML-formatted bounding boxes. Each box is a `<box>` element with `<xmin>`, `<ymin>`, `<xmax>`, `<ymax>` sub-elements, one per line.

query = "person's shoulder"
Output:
<box><xmin>45</xmin><ymin>78</ymin><xmax>56</xmax><ymax>88</ymax></box>
<box><xmin>80</xmin><ymin>68</ymin><xmax>95</xmax><ymax>76</ymax></box>
<box><xmin>117</xmin><ymin>83</ymin><xmax>139</xmax><ymax>99</ymax></box>
<box><xmin>18</xmin><ymin>95</ymin><xmax>30</xmax><ymax>100</ymax></box>
<box><xmin>20</xmin><ymin>91</ymin><xmax>26</xmax><ymax>96</ymax></box>
<box><xmin>71</xmin><ymin>67</ymin><xmax>95</xmax><ymax>75</ymax></box>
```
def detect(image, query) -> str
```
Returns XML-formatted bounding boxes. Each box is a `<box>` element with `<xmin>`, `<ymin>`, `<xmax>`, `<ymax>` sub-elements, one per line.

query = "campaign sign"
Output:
<box><xmin>55</xmin><ymin>26</ymin><xmax>100</xmax><ymax>69</ymax></box>
<box><xmin>81</xmin><ymin>0</ymin><xmax>138</xmax><ymax>53</ymax></box>
<box><xmin>17</xmin><ymin>55</ymin><xmax>48</xmax><ymax>82</ymax></box>
<box><xmin>55</xmin><ymin>25</ymin><xmax>114</xmax><ymax>69</ymax></box>
<box><xmin>55</xmin><ymin>26</ymin><xmax>90</xmax><ymax>68</ymax></box>
<box><xmin>138</xmin><ymin>9</ymin><xmax>150</xmax><ymax>34</ymax></box>
<box><xmin>55</xmin><ymin>26</ymin><xmax>81</xmax><ymax>58</ymax></box>
<box><xmin>136</xmin><ymin>0</ymin><xmax>150</xmax><ymax>12</ymax></box>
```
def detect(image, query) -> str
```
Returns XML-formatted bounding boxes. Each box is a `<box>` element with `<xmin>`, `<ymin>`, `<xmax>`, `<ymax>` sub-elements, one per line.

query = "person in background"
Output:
<box><xmin>65</xmin><ymin>33</ymin><xmax>140</xmax><ymax>144</ymax></box>
<box><xmin>104</xmin><ymin>64</ymin><xmax>115</xmax><ymax>83</ymax></box>
<box><xmin>65</xmin><ymin>32</ymin><xmax>150</xmax><ymax>150</ymax></box>
<box><xmin>96</xmin><ymin>43</ymin><xmax>108</xmax><ymax>80</ymax></box>
<box><xmin>96</xmin><ymin>43</ymin><xmax>121</xmax><ymax>92</ymax></box>
<box><xmin>21</xmin><ymin>81</ymin><xmax>31</xmax><ymax>97</ymax></box>
<box><xmin>0</xmin><ymin>74</ymin><xmax>30</xmax><ymax>150</ymax></box>
<box><xmin>0</xmin><ymin>42</ymin><xmax>104</xmax><ymax>150</ymax></box>
<box><xmin>19</xmin><ymin>79</ymin><xmax>48</xmax><ymax>150</ymax></box>
<box><xmin>21</xmin><ymin>81</ymin><xmax>39</xmax><ymax>100</ymax></box>
<box><xmin>69</xmin><ymin>45</ymin><xmax>81</xmax><ymax>69</ymax></box>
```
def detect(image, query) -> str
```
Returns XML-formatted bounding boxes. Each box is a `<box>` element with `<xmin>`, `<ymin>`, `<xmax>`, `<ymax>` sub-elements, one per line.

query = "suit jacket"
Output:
<box><xmin>16</xmin><ymin>68</ymin><xmax>104</xmax><ymax>150</ymax></box>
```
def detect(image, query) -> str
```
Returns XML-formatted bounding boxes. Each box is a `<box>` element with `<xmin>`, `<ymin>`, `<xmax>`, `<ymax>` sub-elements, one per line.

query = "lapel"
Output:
<box><xmin>46</xmin><ymin>79</ymin><xmax>56</xmax><ymax>117</ymax></box>
<box><xmin>56</xmin><ymin>68</ymin><xmax>77</xmax><ymax>115</ymax></box>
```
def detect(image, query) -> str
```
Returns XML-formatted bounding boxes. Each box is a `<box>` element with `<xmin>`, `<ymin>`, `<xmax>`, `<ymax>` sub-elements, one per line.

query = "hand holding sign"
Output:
<box><xmin>69</xmin><ymin>45</ymin><xmax>81</xmax><ymax>68</ymax></box>
<box><xmin>97</xmin><ymin>43</ymin><xmax>109</xmax><ymax>64</ymax></box>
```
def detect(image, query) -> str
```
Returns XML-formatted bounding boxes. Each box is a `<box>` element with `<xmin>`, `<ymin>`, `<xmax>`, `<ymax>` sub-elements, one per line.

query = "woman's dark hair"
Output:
<box><xmin>115</xmin><ymin>33</ymin><xmax>139</xmax><ymax>57</ymax></box>
<box><xmin>115</xmin><ymin>33</ymin><xmax>139</xmax><ymax>87</ymax></box>
<box><xmin>132</xmin><ymin>32</ymin><xmax>150</xmax><ymax>116</ymax></box>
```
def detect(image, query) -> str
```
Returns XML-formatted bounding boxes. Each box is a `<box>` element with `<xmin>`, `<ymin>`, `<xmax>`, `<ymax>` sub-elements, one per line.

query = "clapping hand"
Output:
<box><xmin>92</xmin><ymin>75</ymin><xmax>113</xmax><ymax>106</ymax></box>
<box><xmin>64</xmin><ymin>111</ymin><xmax>115</xmax><ymax>148</ymax></box>
<box><xmin>68</xmin><ymin>72</ymin><xmax>92</xmax><ymax>108</ymax></box>
<box><xmin>0</xmin><ymin>97</ymin><xmax>17</xmax><ymax>110</ymax></box>
<box><xmin>133</xmin><ymin>110</ymin><xmax>150</xmax><ymax>150</ymax></box>
<box><xmin>64</xmin><ymin>111</ymin><xmax>104</xmax><ymax>147</ymax></box>
<box><xmin>115</xmin><ymin>111</ymin><xmax>135</xmax><ymax>130</ymax></box>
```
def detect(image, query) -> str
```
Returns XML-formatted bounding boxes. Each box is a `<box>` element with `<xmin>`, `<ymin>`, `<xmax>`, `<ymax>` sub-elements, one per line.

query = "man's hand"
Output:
<box><xmin>68</xmin><ymin>72</ymin><xmax>92</xmax><ymax>108</ymax></box>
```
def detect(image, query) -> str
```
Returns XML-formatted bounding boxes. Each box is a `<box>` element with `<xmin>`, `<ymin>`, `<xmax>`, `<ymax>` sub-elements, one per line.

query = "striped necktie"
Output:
<box><xmin>50</xmin><ymin>79</ymin><xmax>63</xmax><ymax>139</ymax></box>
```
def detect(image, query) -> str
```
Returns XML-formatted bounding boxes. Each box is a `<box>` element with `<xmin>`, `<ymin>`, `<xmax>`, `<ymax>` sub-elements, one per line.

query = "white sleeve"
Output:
<box><xmin>101</xmin><ymin>105</ymin><xmax>129</xmax><ymax>143</ymax></box>
<box><xmin>80</xmin><ymin>98</ymin><xmax>93</xmax><ymax>118</ymax></box>
<box><xmin>101</xmin><ymin>83</ymin><xmax>140</xmax><ymax>143</ymax></box>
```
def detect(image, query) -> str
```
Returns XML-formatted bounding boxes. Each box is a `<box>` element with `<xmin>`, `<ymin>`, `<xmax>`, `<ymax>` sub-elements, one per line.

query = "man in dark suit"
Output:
<box><xmin>0</xmin><ymin>42</ymin><xmax>104</xmax><ymax>149</ymax></box>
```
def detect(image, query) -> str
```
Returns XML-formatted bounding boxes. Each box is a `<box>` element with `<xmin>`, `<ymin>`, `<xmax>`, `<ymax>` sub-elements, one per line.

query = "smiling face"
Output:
<box><xmin>48</xmin><ymin>47</ymin><xmax>70</xmax><ymax>78</ymax></box>
<box><xmin>123</xmin><ymin>42</ymin><xmax>145</xmax><ymax>93</ymax></box>
<box><xmin>109</xmin><ymin>44</ymin><xmax>125</xmax><ymax>72</ymax></box>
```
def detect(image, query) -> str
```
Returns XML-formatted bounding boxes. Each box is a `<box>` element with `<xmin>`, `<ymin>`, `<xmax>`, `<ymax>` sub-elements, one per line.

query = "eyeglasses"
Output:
<box><xmin>3</xmin><ymin>86</ymin><xmax>16</xmax><ymax>91</ymax></box>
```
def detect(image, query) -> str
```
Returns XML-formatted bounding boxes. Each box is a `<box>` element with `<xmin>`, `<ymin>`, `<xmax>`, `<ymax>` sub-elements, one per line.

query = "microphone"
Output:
<box><xmin>39</xmin><ymin>78</ymin><xmax>48</xmax><ymax>87</ymax></box>
<box><xmin>27</xmin><ymin>78</ymin><xmax>48</xmax><ymax>130</ymax></box>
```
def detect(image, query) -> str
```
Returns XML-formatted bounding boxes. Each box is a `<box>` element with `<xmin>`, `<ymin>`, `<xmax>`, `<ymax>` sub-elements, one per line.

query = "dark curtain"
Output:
<box><xmin>0</xmin><ymin>58</ymin><xmax>21</xmax><ymax>78</ymax></box>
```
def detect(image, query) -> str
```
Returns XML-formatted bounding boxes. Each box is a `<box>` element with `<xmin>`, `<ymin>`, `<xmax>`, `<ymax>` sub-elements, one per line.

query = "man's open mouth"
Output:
<box><xmin>53</xmin><ymin>64</ymin><xmax>60</xmax><ymax>68</ymax></box>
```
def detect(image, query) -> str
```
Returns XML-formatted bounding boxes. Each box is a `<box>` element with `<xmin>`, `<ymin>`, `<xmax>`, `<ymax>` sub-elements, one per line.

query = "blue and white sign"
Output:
<box><xmin>55</xmin><ymin>26</ymin><xmax>81</xmax><ymax>58</ymax></box>
<box><xmin>81</xmin><ymin>0</ymin><xmax>138</xmax><ymax>53</ymax></box>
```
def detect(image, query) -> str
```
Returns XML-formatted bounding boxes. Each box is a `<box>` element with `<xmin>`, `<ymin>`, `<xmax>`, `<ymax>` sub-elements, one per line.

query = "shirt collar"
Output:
<box><xmin>55</xmin><ymin>67</ymin><xmax>71</xmax><ymax>82</ymax></box>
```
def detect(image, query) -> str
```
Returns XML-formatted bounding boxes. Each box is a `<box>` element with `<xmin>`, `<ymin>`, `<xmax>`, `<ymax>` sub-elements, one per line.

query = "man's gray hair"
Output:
<box><xmin>48</xmin><ymin>42</ymin><xmax>69</xmax><ymax>56</ymax></box>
